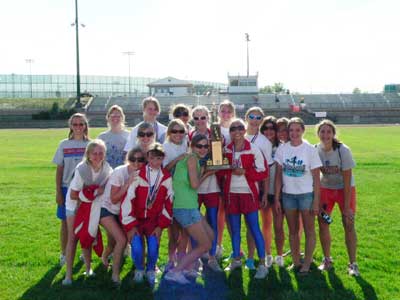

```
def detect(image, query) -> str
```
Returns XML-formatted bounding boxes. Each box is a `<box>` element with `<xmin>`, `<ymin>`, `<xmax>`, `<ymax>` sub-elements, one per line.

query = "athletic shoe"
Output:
<box><xmin>59</xmin><ymin>254</ymin><xmax>66</xmax><ymax>267</ymax></box>
<box><xmin>164</xmin><ymin>261</ymin><xmax>175</xmax><ymax>273</ymax></box>
<box><xmin>224</xmin><ymin>250</ymin><xmax>245</xmax><ymax>262</ymax></box>
<box><xmin>61</xmin><ymin>278</ymin><xmax>72</xmax><ymax>286</ymax></box>
<box><xmin>245</xmin><ymin>258</ymin><xmax>256</xmax><ymax>270</ymax></box>
<box><xmin>275</xmin><ymin>255</ymin><xmax>285</xmax><ymax>267</ymax></box>
<box><xmin>83</xmin><ymin>269</ymin><xmax>95</xmax><ymax>277</ymax></box>
<box><xmin>146</xmin><ymin>270</ymin><xmax>157</xmax><ymax>286</ymax></box>
<box><xmin>225</xmin><ymin>259</ymin><xmax>242</xmax><ymax>271</ymax></box>
<box><xmin>164</xmin><ymin>271</ymin><xmax>190</xmax><ymax>285</ymax></box>
<box><xmin>266</xmin><ymin>255</ymin><xmax>274</xmax><ymax>268</ymax></box>
<box><xmin>318</xmin><ymin>257</ymin><xmax>333</xmax><ymax>271</ymax></box>
<box><xmin>208</xmin><ymin>259</ymin><xmax>223</xmax><ymax>272</ymax></box>
<box><xmin>348</xmin><ymin>263</ymin><xmax>360</xmax><ymax>277</ymax></box>
<box><xmin>133</xmin><ymin>270</ymin><xmax>145</xmax><ymax>283</ymax></box>
<box><xmin>254</xmin><ymin>264</ymin><xmax>269</xmax><ymax>279</ymax></box>
<box><xmin>79</xmin><ymin>254</ymin><xmax>85</xmax><ymax>263</ymax></box>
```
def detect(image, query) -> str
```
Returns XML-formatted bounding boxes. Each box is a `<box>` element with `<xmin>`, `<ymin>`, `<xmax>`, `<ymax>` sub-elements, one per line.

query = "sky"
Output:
<box><xmin>1</xmin><ymin>0</ymin><xmax>399</xmax><ymax>93</ymax></box>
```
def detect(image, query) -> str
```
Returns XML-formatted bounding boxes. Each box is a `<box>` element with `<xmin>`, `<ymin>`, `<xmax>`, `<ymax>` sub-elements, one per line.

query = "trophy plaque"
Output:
<box><xmin>206</xmin><ymin>103</ymin><xmax>231</xmax><ymax>170</ymax></box>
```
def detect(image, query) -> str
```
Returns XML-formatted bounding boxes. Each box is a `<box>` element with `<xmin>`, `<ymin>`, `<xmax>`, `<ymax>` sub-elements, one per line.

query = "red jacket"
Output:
<box><xmin>120</xmin><ymin>165</ymin><xmax>173</xmax><ymax>233</ymax></box>
<box><xmin>219</xmin><ymin>139</ymin><xmax>269</xmax><ymax>201</ymax></box>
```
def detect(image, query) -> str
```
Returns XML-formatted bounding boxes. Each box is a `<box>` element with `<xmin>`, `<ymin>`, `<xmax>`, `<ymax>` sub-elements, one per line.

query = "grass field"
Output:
<box><xmin>0</xmin><ymin>126</ymin><xmax>399</xmax><ymax>300</ymax></box>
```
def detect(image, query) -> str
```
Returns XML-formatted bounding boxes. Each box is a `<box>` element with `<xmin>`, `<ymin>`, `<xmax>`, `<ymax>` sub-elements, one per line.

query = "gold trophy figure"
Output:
<box><xmin>206</xmin><ymin>103</ymin><xmax>231</xmax><ymax>170</ymax></box>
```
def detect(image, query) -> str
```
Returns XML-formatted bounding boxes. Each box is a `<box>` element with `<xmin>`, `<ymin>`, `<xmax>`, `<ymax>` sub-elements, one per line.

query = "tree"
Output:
<box><xmin>259</xmin><ymin>82</ymin><xmax>286</xmax><ymax>94</ymax></box>
<box><xmin>352</xmin><ymin>87</ymin><xmax>361</xmax><ymax>94</ymax></box>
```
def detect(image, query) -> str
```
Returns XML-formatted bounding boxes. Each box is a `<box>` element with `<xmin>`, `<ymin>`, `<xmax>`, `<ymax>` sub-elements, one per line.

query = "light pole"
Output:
<box><xmin>122</xmin><ymin>51</ymin><xmax>135</xmax><ymax>96</ymax></box>
<box><xmin>245</xmin><ymin>33</ymin><xmax>250</xmax><ymax>77</ymax></box>
<box><xmin>72</xmin><ymin>0</ymin><xmax>85</xmax><ymax>108</ymax></box>
<box><xmin>25</xmin><ymin>58</ymin><xmax>34</xmax><ymax>98</ymax></box>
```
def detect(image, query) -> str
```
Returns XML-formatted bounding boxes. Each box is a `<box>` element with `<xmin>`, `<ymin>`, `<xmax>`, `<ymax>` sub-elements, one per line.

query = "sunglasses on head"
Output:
<box><xmin>229</xmin><ymin>125</ymin><xmax>245</xmax><ymax>132</ymax></box>
<box><xmin>193</xmin><ymin>116</ymin><xmax>207</xmax><ymax>121</ymax></box>
<box><xmin>195</xmin><ymin>144</ymin><xmax>209</xmax><ymax>149</ymax></box>
<box><xmin>72</xmin><ymin>123</ymin><xmax>85</xmax><ymax>127</ymax></box>
<box><xmin>171</xmin><ymin>129</ymin><xmax>185</xmax><ymax>134</ymax></box>
<box><xmin>248</xmin><ymin>114</ymin><xmax>262</xmax><ymax>120</ymax></box>
<box><xmin>174</xmin><ymin>111</ymin><xmax>189</xmax><ymax>117</ymax></box>
<box><xmin>137</xmin><ymin>131</ymin><xmax>154</xmax><ymax>138</ymax></box>
<box><xmin>130</xmin><ymin>157</ymin><xmax>146</xmax><ymax>163</ymax></box>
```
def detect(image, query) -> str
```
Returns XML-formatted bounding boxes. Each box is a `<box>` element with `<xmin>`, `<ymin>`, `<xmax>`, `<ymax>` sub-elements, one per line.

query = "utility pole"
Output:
<box><xmin>74</xmin><ymin>0</ymin><xmax>82</xmax><ymax>108</ymax></box>
<box><xmin>25</xmin><ymin>59</ymin><xmax>34</xmax><ymax>98</ymax></box>
<box><xmin>122</xmin><ymin>51</ymin><xmax>135</xmax><ymax>95</ymax></box>
<box><xmin>245</xmin><ymin>33</ymin><xmax>250</xmax><ymax>77</ymax></box>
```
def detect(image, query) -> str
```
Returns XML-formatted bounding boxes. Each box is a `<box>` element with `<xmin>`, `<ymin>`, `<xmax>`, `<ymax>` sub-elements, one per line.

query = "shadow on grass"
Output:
<box><xmin>226</xmin><ymin>268</ymin><xmax>245</xmax><ymax>300</ymax></box>
<box><xmin>354</xmin><ymin>276</ymin><xmax>377</xmax><ymax>300</ymax></box>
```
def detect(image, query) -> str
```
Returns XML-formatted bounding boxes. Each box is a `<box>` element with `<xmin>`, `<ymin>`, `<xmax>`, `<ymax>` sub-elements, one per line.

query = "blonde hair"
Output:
<box><xmin>84</xmin><ymin>139</ymin><xmax>106</xmax><ymax>165</ymax></box>
<box><xmin>218</xmin><ymin>100</ymin><xmax>236</xmax><ymax>117</ymax></box>
<box><xmin>142</xmin><ymin>96</ymin><xmax>161</xmax><ymax>113</ymax></box>
<box><xmin>192</xmin><ymin>105</ymin><xmax>210</xmax><ymax>119</ymax></box>
<box><xmin>68</xmin><ymin>113</ymin><xmax>89</xmax><ymax>140</ymax></box>
<box><xmin>245</xmin><ymin>106</ymin><xmax>265</xmax><ymax>120</ymax></box>
<box><xmin>316</xmin><ymin>119</ymin><xmax>341</xmax><ymax>149</ymax></box>
<box><xmin>288</xmin><ymin>117</ymin><xmax>305</xmax><ymax>131</ymax></box>
<box><xmin>106</xmin><ymin>105</ymin><xmax>126</xmax><ymax>129</ymax></box>
<box><xmin>229</xmin><ymin>118</ymin><xmax>246</xmax><ymax>129</ymax></box>
<box><xmin>166</xmin><ymin>119</ymin><xmax>187</xmax><ymax>140</ymax></box>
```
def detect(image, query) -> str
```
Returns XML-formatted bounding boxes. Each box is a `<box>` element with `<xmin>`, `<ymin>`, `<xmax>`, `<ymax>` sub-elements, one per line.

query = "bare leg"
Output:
<box><xmin>272</xmin><ymin>206</ymin><xmax>285</xmax><ymax>256</ymax></box>
<box><xmin>64</xmin><ymin>216</ymin><xmax>77</xmax><ymax>281</ymax></box>
<box><xmin>260</xmin><ymin>207</ymin><xmax>273</xmax><ymax>255</ymax></box>
<box><xmin>61</xmin><ymin>220</ymin><xmax>68</xmax><ymax>256</ymax></box>
<box><xmin>318</xmin><ymin>217</ymin><xmax>331</xmax><ymax>258</ymax></box>
<box><xmin>300</xmin><ymin>210</ymin><xmax>316</xmax><ymax>272</ymax></box>
<box><xmin>285</xmin><ymin>210</ymin><xmax>301</xmax><ymax>266</ymax></box>
<box><xmin>217</xmin><ymin>197</ymin><xmax>225</xmax><ymax>246</ymax></box>
<box><xmin>342</xmin><ymin>215</ymin><xmax>357</xmax><ymax>263</ymax></box>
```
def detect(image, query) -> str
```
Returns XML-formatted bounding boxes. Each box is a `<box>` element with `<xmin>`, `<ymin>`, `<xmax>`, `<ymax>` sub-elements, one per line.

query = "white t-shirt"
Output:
<box><xmin>198</xmin><ymin>174</ymin><xmax>220</xmax><ymax>194</ymax></box>
<box><xmin>245</xmin><ymin>133</ymin><xmax>273</xmax><ymax>165</ymax></box>
<box><xmin>124</xmin><ymin>121</ymin><xmax>167</xmax><ymax>152</ymax></box>
<box><xmin>220</xmin><ymin>126</ymin><xmax>231</xmax><ymax>145</ymax></box>
<box><xmin>162</xmin><ymin>140</ymin><xmax>188</xmax><ymax>167</ymax></box>
<box><xmin>66</xmin><ymin>168</ymin><xmax>102</xmax><ymax>211</ymax></box>
<box><xmin>98</xmin><ymin>130</ymin><xmax>129</xmax><ymax>169</ymax></box>
<box><xmin>102</xmin><ymin>165</ymin><xmax>130</xmax><ymax>215</ymax></box>
<box><xmin>274</xmin><ymin>141</ymin><xmax>322</xmax><ymax>194</ymax></box>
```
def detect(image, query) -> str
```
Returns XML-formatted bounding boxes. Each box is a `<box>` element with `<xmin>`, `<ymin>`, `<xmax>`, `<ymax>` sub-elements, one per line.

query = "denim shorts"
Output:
<box><xmin>66</xmin><ymin>208</ymin><xmax>76</xmax><ymax>217</ymax></box>
<box><xmin>173</xmin><ymin>208</ymin><xmax>202</xmax><ymax>228</ymax></box>
<box><xmin>100</xmin><ymin>207</ymin><xmax>120</xmax><ymax>223</ymax></box>
<box><xmin>56</xmin><ymin>187</ymin><xmax>68</xmax><ymax>220</ymax></box>
<box><xmin>282</xmin><ymin>192</ymin><xmax>314</xmax><ymax>211</ymax></box>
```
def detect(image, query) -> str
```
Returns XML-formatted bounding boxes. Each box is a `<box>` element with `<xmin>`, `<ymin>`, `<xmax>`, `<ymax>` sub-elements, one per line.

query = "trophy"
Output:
<box><xmin>206</xmin><ymin>103</ymin><xmax>231</xmax><ymax>170</ymax></box>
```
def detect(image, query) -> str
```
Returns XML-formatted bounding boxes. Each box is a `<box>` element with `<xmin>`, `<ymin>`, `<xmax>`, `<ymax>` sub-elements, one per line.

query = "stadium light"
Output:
<box><xmin>122</xmin><ymin>51</ymin><xmax>135</xmax><ymax>96</ymax></box>
<box><xmin>25</xmin><ymin>58</ymin><xmax>34</xmax><ymax>98</ymax></box>
<box><xmin>72</xmin><ymin>0</ymin><xmax>85</xmax><ymax>108</ymax></box>
<box><xmin>245</xmin><ymin>33</ymin><xmax>250</xmax><ymax>77</ymax></box>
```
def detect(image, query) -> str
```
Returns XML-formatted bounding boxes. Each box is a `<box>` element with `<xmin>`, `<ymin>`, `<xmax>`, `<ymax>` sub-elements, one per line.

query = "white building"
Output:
<box><xmin>227</xmin><ymin>74</ymin><xmax>258</xmax><ymax>94</ymax></box>
<box><xmin>147</xmin><ymin>77</ymin><xmax>193</xmax><ymax>96</ymax></box>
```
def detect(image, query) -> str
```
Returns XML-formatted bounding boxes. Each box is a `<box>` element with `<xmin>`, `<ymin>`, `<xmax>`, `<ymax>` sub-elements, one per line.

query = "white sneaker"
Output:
<box><xmin>146</xmin><ymin>270</ymin><xmax>157</xmax><ymax>286</ymax></box>
<box><xmin>59</xmin><ymin>254</ymin><xmax>66</xmax><ymax>267</ymax></box>
<box><xmin>164</xmin><ymin>271</ymin><xmax>190</xmax><ymax>284</ymax></box>
<box><xmin>348</xmin><ymin>263</ymin><xmax>360</xmax><ymax>276</ymax></box>
<box><xmin>83</xmin><ymin>269</ymin><xmax>95</xmax><ymax>277</ymax></box>
<box><xmin>266</xmin><ymin>255</ymin><xmax>274</xmax><ymax>268</ymax></box>
<box><xmin>275</xmin><ymin>255</ymin><xmax>284</xmax><ymax>267</ymax></box>
<box><xmin>254</xmin><ymin>264</ymin><xmax>268</xmax><ymax>279</ymax></box>
<box><xmin>134</xmin><ymin>270</ymin><xmax>145</xmax><ymax>283</ymax></box>
<box><xmin>224</xmin><ymin>259</ymin><xmax>242</xmax><ymax>271</ymax></box>
<box><xmin>208</xmin><ymin>259</ymin><xmax>223</xmax><ymax>272</ymax></box>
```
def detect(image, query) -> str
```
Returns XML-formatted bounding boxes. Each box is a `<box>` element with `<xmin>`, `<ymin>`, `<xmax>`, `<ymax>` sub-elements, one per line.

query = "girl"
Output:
<box><xmin>52</xmin><ymin>113</ymin><xmax>89</xmax><ymax>267</ymax></box>
<box><xmin>164</xmin><ymin>134</ymin><xmax>214</xmax><ymax>284</ymax></box>
<box><xmin>62</xmin><ymin>139</ymin><xmax>112</xmax><ymax>285</ymax></box>
<box><xmin>188</xmin><ymin>105</ymin><xmax>211</xmax><ymax>141</ymax></box>
<box><xmin>260</xmin><ymin>116</ymin><xmax>285</xmax><ymax>267</ymax></box>
<box><xmin>100</xmin><ymin>148</ymin><xmax>146</xmax><ymax>284</ymax></box>
<box><xmin>171</xmin><ymin>104</ymin><xmax>192</xmax><ymax>132</ymax></box>
<box><xmin>121</xmin><ymin>143</ymin><xmax>173</xmax><ymax>287</ymax></box>
<box><xmin>274</xmin><ymin>117</ymin><xmax>322</xmax><ymax>274</ymax></box>
<box><xmin>136</xmin><ymin>122</ymin><xmax>156</xmax><ymax>153</ymax></box>
<box><xmin>162</xmin><ymin>119</ymin><xmax>189</xmax><ymax>271</ymax></box>
<box><xmin>316</xmin><ymin>120</ymin><xmax>359</xmax><ymax>276</ymax></box>
<box><xmin>244</xmin><ymin>107</ymin><xmax>273</xmax><ymax>270</ymax></box>
<box><xmin>222</xmin><ymin>119</ymin><xmax>269</xmax><ymax>279</ymax></box>
<box><xmin>98</xmin><ymin>105</ymin><xmax>130</xmax><ymax>169</ymax></box>
<box><xmin>124</xmin><ymin>97</ymin><xmax>167</xmax><ymax>152</ymax></box>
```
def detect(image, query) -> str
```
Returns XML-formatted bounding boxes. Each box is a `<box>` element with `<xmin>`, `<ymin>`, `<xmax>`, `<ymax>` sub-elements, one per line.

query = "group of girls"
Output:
<box><xmin>53</xmin><ymin>96</ymin><xmax>359</xmax><ymax>287</ymax></box>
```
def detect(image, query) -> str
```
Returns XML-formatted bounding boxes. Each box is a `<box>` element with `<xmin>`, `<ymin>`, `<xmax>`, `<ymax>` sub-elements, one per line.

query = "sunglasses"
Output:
<box><xmin>72</xmin><ymin>123</ymin><xmax>85</xmax><ymax>127</ymax></box>
<box><xmin>229</xmin><ymin>125</ymin><xmax>245</xmax><ymax>132</ymax></box>
<box><xmin>248</xmin><ymin>114</ymin><xmax>262</xmax><ymax>120</ymax></box>
<box><xmin>195</xmin><ymin>144</ymin><xmax>209</xmax><ymax>149</ymax></box>
<box><xmin>174</xmin><ymin>111</ymin><xmax>189</xmax><ymax>117</ymax></box>
<box><xmin>137</xmin><ymin>132</ymin><xmax>154</xmax><ymax>138</ymax></box>
<box><xmin>193</xmin><ymin>116</ymin><xmax>207</xmax><ymax>121</ymax></box>
<box><xmin>171</xmin><ymin>129</ymin><xmax>185</xmax><ymax>134</ymax></box>
<box><xmin>131</xmin><ymin>157</ymin><xmax>146</xmax><ymax>163</ymax></box>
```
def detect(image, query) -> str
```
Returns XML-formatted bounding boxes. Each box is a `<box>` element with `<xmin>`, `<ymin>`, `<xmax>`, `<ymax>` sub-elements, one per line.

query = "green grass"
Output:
<box><xmin>0</xmin><ymin>98</ymin><xmax>69</xmax><ymax>110</ymax></box>
<box><xmin>0</xmin><ymin>126</ymin><xmax>399</xmax><ymax>300</ymax></box>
